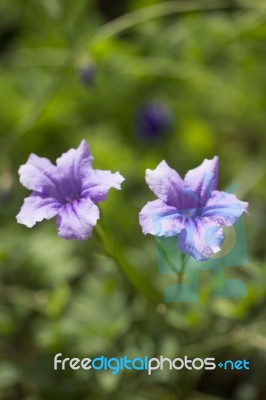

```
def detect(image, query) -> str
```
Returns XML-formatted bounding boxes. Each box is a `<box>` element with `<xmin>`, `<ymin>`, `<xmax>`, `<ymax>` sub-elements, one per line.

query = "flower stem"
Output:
<box><xmin>94</xmin><ymin>223</ymin><xmax>163</xmax><ymax>304</ymax></box>
<box><xmin>173</xmin><ymin>253</ymin><xmax>187</xmax><ymax>300</ymax></box>
<box><xmin>178</xmin><ymin>253</ymin><xmax>187</xmax><ymax>285</ymax></box>
<box><xmin>90</xmin><ymin>0</ymin><xmax>252</xmax><ymax>44</ymax></box>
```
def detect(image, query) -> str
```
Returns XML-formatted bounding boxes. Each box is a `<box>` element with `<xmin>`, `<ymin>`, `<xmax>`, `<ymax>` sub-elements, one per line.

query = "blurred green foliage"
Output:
<box><xmin>0</xmin><ymin>0</ymin><xmax>266</xmax><ymax>399</ymax></box>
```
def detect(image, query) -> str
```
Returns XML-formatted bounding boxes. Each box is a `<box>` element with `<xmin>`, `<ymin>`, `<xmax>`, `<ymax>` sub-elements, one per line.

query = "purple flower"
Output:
<box><xmin>16</xmin><ymin>140</ymin><xmax>124</xmax><ymax>240</ymax></box>
<box><xmin>139</xmin><ymin>156</ymin><xmax>248</xmax><ymax>261</ymax></box>
<box><xmin>79</xmin><ymin>64</ymin><xmax>95</xmax><ymax>86</ymax></box>
<box><xmin>134</xmin><ymin>101</ymin><xmax>171</xmax><ymax>141</ymax></box>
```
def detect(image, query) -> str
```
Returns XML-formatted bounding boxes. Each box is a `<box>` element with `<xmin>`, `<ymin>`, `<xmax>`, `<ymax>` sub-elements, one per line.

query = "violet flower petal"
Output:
<box><xmin>184</xmin><ymin>156</ymin><xmax>218</xmax><ymax>206</ymax></box>
<box><xmin>56</xmin><ymin>139</ymin><xmax>93</xmax><ymax>179</ymax></box>
<box><xmin>145</xmin><ymin>160</ymin><xmax>184</xmax><ymax>208</ymax></box>
<box><xmin>201</xmin><ymin>190</ymin><xmax>249</xmax><ymax>226</ymax></box>
<box><xmin>177</xmin><ymin>217</ymin><xmax>225</xmax><ymax>261</ymax></box>
<box><xmin>16</xmin><ymin>192</ymin><xmax>62</xmax><ymax>228</ymax></box>
<box><xmin>54</xmin><ymin>140</ymin><xmax>94</xmax><ymax>201</ymax></box>
<box><xmin>56</xmin><ymin>198</ymin><xmax>100</xmax><ymax>240</ymax></box>
<box><xmin>139</xmin><ymin>199</ymin><xmax>184</xmax><ymax>236</ymax></box>
<box><xmin>81</xmin><ymin>169</ymin><xmax>125</xmax><ymax>202</ymax></box>
<box><xmin>18</xmin><ymin>154</ymin><xmax>58</xmax><ymax>193</ymax></box>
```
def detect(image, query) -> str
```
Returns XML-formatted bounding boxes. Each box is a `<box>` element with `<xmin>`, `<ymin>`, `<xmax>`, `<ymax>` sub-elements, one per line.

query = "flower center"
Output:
<box><xmin>182</xmin><ymin>207</ymin><xmax>201</xmax><ymax>219</ymax></box>
<box><xmin>64</xmin><ymin>195</ymin><xmax>79</xmax><ymax>203</ymax></box>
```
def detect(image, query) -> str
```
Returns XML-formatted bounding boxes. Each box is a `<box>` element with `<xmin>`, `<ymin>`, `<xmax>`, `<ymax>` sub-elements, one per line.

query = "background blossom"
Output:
<box><xmin>134</xmin><ymin>101</ymin><xmax>171</xmax><ymax>142</ymax></box>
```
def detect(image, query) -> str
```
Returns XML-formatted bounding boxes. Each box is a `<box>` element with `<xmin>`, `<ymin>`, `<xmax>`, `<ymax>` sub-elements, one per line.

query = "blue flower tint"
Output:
<box><xmin>16</xmin><ymin>140</ymin><xmax>125</xmax><ymax>240</ymax></box>
<box><xmin>79</xmin><ymin>64</ymin><xmax>95</xmax><ymax>86</ymax></box>
<box><xmin>134</xmin><ymin>101</ymin><xmax>171</xmax><ymax>142</ymax></box>
<box><xmin>139</xmin><ymin>157</ymin><xmax>249</xmax><ymax>261</ymax></box>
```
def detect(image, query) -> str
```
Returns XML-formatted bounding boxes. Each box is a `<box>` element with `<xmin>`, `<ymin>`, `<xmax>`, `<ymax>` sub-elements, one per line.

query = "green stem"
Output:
<box><xmin>178</xmin><ymin>254</ymin><xmax>187</xmax><ymax>284</ymax></box>
<box><xmin>90</xmin><ymin>0</ymin><xmax>253</xmax><ymax>44</ymax></box>
<box><xmin>173</xmin><ymin>253</ymin><xmax>187</xmax><ymax>300</ymax></box>
<box><xmin>94</xmin><ymin>222</ymin><xmax>163</xmax><ymax>304</ymax></box>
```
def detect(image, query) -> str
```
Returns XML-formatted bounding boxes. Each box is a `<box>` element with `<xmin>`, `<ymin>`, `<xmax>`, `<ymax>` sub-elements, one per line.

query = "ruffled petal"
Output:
<box><xmin>139</xmin><ymin>199</ymin><xmax>184</xmax><ymax>236</ymax></box>
<box><xmin>184</xmin><ymin>156</ymin><xmax>218</xmax><ymax>206</ymax></box>
<box><xmin>55</xmin><ymin>140</ymin><xmax>93</xmax><ymax>198</ymax></box>
<box><xmin>177</xmin><ymin>217</ymin><xmax>224</xmax><ymax>261</ymax></box>
<box><xmin>201</xmin><ymin>190</ymin><xmax>248</xmax><ymax>227</ymax></box>
<box><xmin>145</xmin><ymin>160</ymin><xmax>184</xmax><ymax>207</ymax></box>
<box><xmin>56</xmin><ymin>198</ymin><xmax>99</xmax><ymax>240</ymax></box>
<box><xmin>16</xmin><ymin>193</ymin><xmax>61</xmax><ymax>228</ymax></box>
<box><xmin>81</xmin><ymin>169</ymin><xmax>125</xmax><ymax>202</ymax></box>
<box><xmin>18</xmin><ymin>154</ymin><xmax>58</xmax><ymax>193</ymax></box>
<box><xmin>56</xmin><ymin>140</ymin><xmax>93</xmax><ymax>177</ymax></box>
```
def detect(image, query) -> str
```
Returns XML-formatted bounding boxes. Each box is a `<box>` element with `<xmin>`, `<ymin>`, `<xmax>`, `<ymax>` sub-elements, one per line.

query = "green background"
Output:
<box><xmin>0</xmin><ymin>0</ymin><xmax>265</xmax><ymax>399</ymax></box>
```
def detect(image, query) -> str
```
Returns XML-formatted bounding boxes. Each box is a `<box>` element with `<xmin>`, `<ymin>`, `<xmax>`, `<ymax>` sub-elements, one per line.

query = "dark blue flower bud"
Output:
<box><xmin>79</xmin><ymin>64</ymin><xmax>95</xmax><ymax>86</ymax></box>
<box><xmin>134</xmin><ymin>101</ymin><xmax>171</xmax><ymax>142</ymax></box>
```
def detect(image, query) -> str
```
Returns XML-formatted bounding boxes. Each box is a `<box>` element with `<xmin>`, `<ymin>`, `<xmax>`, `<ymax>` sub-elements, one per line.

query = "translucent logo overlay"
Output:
<box><xmin>154</xmin><ymin>189</ymin><xmax>248</xmax><ymax>302</ymax></box>
<box><xmin>54</xmin><ymin>354</ymin><xmax>250</xmax><ymax>375</ymax></box>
